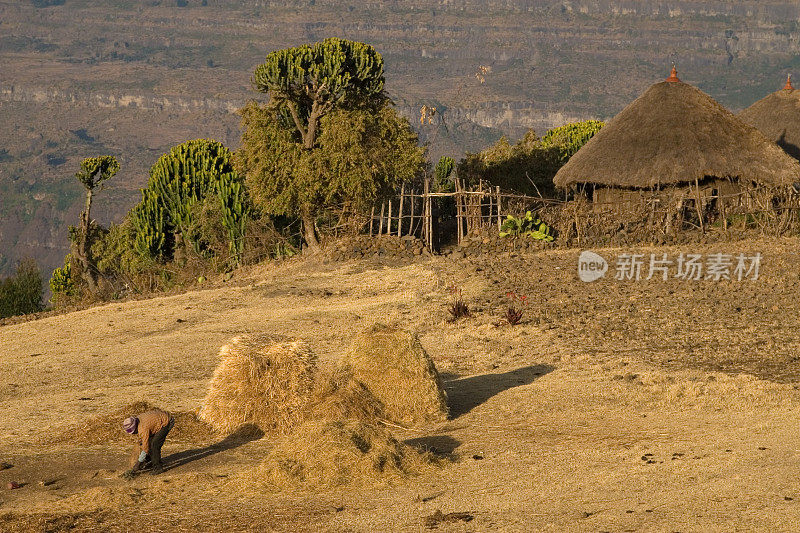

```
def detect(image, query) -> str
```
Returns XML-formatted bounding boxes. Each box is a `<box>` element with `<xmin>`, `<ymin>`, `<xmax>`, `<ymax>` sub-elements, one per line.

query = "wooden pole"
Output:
<box><xmin>423</xmin><ymin>178</ymin><xmax>430</xmax><ymax>249</ymax></box>
<box><xmin>397</xmin><ymin>183</ymin><xmax>405</xmax><ymax>237</ymax></box>
<box><xmin>496</xmin><ymin>186</ymin><xmax>502</xmax><ymax>228</ymax></box>
<box><xmin>694</xmin><ymin>178</ymin><xmax>704</xmax><ymax>234</ymax></box>
<box><xmin>409</xmin><ymin>190</ymin><xmax>416</xmax><ymax>236</ymax></box>
<box><xmin>387</xmin><ymin>199</ymin><xmax>392</xmax><ymax>235</ymax></box>
<box><xmin>378</xmin><ymin>202</ymin><xmax>385</xmax><ymax>235</ymax></box>
<box><xmin>369</xmin><ymin>206</ymin><xmax>375</xmax><ymax>236</ymax></box>
<box><xmin>455</xmin><ymin>178</ymin><xmax>463</xmax><ymax>244</ymax></box>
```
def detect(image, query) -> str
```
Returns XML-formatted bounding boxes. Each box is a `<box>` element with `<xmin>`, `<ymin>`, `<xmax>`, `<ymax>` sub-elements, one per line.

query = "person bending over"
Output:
<box><xmin>121</xmin><ymin>408</ymin><xmax>174</xmax><ymax>479</ymax></box>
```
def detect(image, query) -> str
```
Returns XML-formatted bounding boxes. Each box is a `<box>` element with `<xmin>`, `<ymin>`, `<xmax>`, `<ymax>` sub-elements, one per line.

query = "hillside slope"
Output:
<box><xmin>2</xmin><ymin>244</ymin><xmax>800</xmax><ymax>530</ymax></box>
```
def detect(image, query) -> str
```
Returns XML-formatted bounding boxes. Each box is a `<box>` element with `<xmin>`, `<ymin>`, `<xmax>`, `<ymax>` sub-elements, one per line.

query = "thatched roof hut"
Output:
<box><xmin>739</xmin><ymin>75</ymin><xmax>800</xmax><ymax>161</ymax></box>
<box><xmin>554</xmin><ymin>68</ymin><xmax>800</xmax><ymax>191</ymax></box>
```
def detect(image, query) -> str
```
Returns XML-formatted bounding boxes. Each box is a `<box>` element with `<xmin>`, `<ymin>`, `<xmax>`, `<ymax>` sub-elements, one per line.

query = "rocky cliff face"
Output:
<box><xmin>2</xmin><ymin>0</ymin><xmax>800</xmax><ymax>280</ymax></box>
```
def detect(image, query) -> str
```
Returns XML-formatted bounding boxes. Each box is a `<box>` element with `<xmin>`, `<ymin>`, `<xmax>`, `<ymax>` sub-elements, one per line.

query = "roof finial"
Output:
<box><xmin>666</xmin><ymin>64</ymin><xmax>680</xmax><ymax>83</ymax></box>
<box><xmin>784</xmin><ymin>74</ymin><xmax>794</xmax><ymax>91</ymax></box>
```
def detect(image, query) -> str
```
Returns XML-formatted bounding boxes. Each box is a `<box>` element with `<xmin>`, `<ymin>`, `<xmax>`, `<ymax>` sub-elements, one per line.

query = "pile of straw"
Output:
<box><xmin>199</xmin><ymin>335</ymin><xmax>317</xmax><ymax>435</ymax></box>
<box><xmin>250</xmin><ymin>419</ymin><xmax>438</xmax><ymax>490</ymax></box>
<box><xmin>48</xmin><ymin>401</ymin><xmax>216</xmax><ymax>445</ymax></box>
<box><xmin>305</xmin><ymin>369</ymin><xmax>387</xmax><ymax>423</ymax></box>
<box><xmin>338</xmin><ymin>324</ymin><xmax>448</xmax><ymax>426</ymax></box>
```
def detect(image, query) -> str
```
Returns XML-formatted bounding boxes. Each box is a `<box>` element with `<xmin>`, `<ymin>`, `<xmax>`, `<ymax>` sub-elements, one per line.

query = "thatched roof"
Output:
<box><xmin>554</xmin><ymin>76</ymin><xmax>800</xmax><ymax>189</ymax></box>
<box><xmin>739</xmin><ymin>77</ymin><xmax>800</xmax><ymax>161</ymax></box>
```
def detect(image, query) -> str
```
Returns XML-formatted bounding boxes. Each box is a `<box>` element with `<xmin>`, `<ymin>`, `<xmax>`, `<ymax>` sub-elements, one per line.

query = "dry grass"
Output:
<box><xmin>246</xmin><ymin>420</ymin><xmax>440</xmax><ymax>490</ymax></box>
<box><xmin>199</xmin><ymin>335</ymin><xmax>317</xmax><ymax>435</ymax></box>
<box><xmin>339</xmin><ymin>324</ymin><xmax>449</xmax><ymax>427</ymax></box>
<box><xmin>46</xmin><ymin>401</ymin><xmax>216</xmax><ymax>446</ymax></box>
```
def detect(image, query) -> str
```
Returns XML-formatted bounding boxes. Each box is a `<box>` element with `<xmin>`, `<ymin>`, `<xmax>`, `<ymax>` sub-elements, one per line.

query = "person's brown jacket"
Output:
<box><xmin>128</xmin><ymin>409</ymin><xmax>171</xmax><ymax>467</ymax></box>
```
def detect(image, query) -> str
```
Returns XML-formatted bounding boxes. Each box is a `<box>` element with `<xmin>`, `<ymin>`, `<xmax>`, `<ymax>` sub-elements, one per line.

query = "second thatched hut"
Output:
<box><xmin>553</xmin><ymin>67</ymin><xmax>800</xmax><ymax>224</ymax></box>
<box><xmin>740</xmin><ymin>75</ymin><xmax>800</xmax><ymax>161</ymax></box>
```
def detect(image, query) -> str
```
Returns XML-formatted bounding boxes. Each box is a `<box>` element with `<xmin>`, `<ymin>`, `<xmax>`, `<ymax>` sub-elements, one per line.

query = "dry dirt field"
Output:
<box><xmin>2</xmin><ymin>239</ymin><xmax>800</xmax><ymax>532</ymax></box>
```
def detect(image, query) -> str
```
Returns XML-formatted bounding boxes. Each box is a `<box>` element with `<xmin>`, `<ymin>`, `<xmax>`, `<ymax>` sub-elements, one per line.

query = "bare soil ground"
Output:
<box><xmin>2</xmin><ymin>239</ymin><xmax>800</xmax><ymax>531</ymax></box>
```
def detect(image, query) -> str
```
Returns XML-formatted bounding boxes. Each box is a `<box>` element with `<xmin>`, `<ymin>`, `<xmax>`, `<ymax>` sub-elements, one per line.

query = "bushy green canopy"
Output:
<box><xmin>75</xmin><ymin>156</ymin><xmax>119</xmax><ymax>192</ymax></box>
<box><xmin>253</xmin><ymin>38</ymin><xmax>385</xmax><ymax>126</ymax></box>
<box><xmin>1</xmin><ymin>259</ymin><xmax>43</xmax><ymax>319</ymax></box>
<box><xmin>237</xmin><ymin>102</ymin><xmax>426</xmax><ymax>219</ymax></box>
<box><xmin>458</xmin><ymin>120</ymin><xmax>604</xmax><ymax>197</ymax></box>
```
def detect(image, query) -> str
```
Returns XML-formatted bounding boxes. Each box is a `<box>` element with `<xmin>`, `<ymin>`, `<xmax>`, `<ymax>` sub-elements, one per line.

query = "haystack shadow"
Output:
<box><xmin>404</xmin><ymin>435</ymin><xmax>461</xmax><ymax>457</ymax></box>
<box><xmin>160</xmin><ymin>424</ymin><xmax>264</xmax><ymax>473</ymax></box>
<box><xmin>445</xmin><ymin>364</ymin><xmax>554</xmax><ymax>418</ymax></box>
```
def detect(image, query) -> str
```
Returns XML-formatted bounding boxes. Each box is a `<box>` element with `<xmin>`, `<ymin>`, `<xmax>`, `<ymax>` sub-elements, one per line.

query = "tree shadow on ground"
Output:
<box><xmin>444</xmin><ymin>364</ymin><xmax>554</xmax><ymax>418</ymax></box>
<box><xmin>160</xmin><ymin>424</ymin><xmax>264</xmax><ymax>473</ymax></box>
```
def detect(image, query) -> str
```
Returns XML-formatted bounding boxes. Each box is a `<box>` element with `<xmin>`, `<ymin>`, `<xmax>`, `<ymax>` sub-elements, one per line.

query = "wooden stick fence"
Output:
<box><xmin>366</xmin><ymin>180</ymin><xmax>800</xmax><ymax>251</ymax></box>
<box><xmin>367</xmin><ymin>179</ymin><xmax>561</xmax><ymax>249</ymax></box>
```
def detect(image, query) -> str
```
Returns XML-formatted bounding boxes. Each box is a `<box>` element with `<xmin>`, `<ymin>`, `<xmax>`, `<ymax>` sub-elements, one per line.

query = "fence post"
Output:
<box><xmin>378</xmin><ymin>202</ymin><xmax>385</xmax><ymax>235</ymax></box>
<box><xmin>397</xmin><ymin>183</ymin><xmax>405</xmax><ymax>237</ymax></box>
<box><xmin>387</xmin><ymin>199</ymin><xmax>393</xmax><ymax>235</ymax></box>
<box><xmin>496</xmin><ymin>186</ymin><xmax>502</xmax><ymax>229</ymax></box>
<box><xmin>455</xmin><ymin>178</ymin><xmax>463</xmax><ymax>244</ymax></box>
<box><xmin>423</xmin><ymin>178</ymin><xmax>430</xmax><ymax>249</ymax></box>
<box><xmin>409</xmin><ymin>189</ymin><xmax>416</xmax><ymax>237</ymax></box>
<box><xmin>369</xmin><ymin>206</ymin><xmax>375</xmax><ymax>236</ymax></box>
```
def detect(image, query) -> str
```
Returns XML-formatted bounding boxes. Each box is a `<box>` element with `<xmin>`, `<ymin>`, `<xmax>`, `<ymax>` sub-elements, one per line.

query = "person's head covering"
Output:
<box><xmin>122</xmin><ymin>416</ymin><xmax>139</xmax><ymax>434</ymax></box>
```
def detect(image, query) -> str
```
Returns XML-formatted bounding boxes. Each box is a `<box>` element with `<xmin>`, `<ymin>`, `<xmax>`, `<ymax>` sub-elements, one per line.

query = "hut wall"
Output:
<box><xmin>591</xmin><ymin>179</ymin><xmax>751</xmax><ymax>213</ymax></box>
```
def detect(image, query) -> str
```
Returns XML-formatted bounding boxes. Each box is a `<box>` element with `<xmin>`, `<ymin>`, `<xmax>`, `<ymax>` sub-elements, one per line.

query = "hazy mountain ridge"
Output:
<box><xmin>3</xmin><ymin>0</ymin><xmax>800</xmax><ymax>278</ymax></box>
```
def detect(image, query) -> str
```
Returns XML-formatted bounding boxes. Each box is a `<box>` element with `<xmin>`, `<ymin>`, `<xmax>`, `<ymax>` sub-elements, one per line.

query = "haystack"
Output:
<box><xmin>740</xmin><ymin>76</ymin><xmax>800</xmax><ymax>161</ymax></box>
<box><xmin>338</xmin><ymin>324</ymin><xmax>448</xmax><ymax>426</ymax></box>
<box><xmin>305</xmin><ymin>369</ymin><xmax>387</xmax><ymax>423</ymax></box>
<box><xmin>554</xmin><ymin>67</ymin><xmax>800</xmax><ymax>205</ymax></box>
<box><xmin>199</xmin><ymin>335</ymin><xmax>317</xmax><ymax>435</ymax></box>
<box><xmin>250</xmin><ymin>419</ymin><xmax>438</xmax><ymax>490</ymax></box>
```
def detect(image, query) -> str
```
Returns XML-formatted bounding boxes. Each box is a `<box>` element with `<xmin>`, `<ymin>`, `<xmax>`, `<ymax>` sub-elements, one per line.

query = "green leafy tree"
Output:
<box><xmin>250</xmin><ymin>38</ymin><xmax>387</xmax><ymax>248</ymax></box>
<box><xmin>459</xmin><ymin>120</ymin><xmax>603</xmax><ymax>197</ymax></box>
<box><xmin>0</xmin><ymin>258</ymin><xmax>44</xmax><ymax>318</ymax></box>
<box><xmin>73</xmin><ymin>156</ymin><xmax>119</xmax><ymax>293</ymax></box>
<box><xmin>539</xmin><ymin>119</ymin><xmax>604</xmax><ymax>162</ymax></box>
<box><xmin>132</xmin><ymin>139</ymin><xmax>248</xmax><ymax>264</ymax></box>
<box><xmin>238</xmin><ymin>102</ymin><xmax>425</xmax><ymax>235</ymax></box>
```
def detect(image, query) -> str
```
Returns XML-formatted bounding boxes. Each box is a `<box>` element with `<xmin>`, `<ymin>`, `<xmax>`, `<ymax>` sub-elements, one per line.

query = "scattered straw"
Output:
<box><xmin>47</xmin><ymin>401</ymin><xmax>216</xmax><ymax>446</ymax></box>
<box><xmin>339</xmin><ymin>324</ymin><xmax>448</xmax><ymax>426</ymax></box>
<box><xmin>199</xmin><ymin>335</ymin><xmax>317</xmax><ymax>435</ymax></box>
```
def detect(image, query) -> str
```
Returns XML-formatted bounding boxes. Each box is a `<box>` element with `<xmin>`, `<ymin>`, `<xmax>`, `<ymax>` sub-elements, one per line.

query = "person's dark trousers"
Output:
<box><xmin>149</xmin><ymin>418</ymin><xmax>175</xmax><ymax>468</ymax></box>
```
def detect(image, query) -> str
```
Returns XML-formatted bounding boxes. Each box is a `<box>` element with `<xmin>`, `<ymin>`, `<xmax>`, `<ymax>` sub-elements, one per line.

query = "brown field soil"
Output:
<box><xmin>2</xmin><ymin>239</ymin><xmax>800</xmax><ymax>531</ymax></box>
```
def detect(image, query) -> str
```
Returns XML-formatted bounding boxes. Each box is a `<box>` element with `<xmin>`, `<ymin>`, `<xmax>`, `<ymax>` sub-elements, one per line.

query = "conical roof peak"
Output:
<box><xmin>665</xmin><ymin>65</ymin><xmax>680</xmax><ymax>83</ymax></box>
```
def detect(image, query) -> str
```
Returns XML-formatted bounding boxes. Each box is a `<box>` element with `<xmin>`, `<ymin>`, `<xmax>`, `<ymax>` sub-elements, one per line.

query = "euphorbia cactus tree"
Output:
<box><xmin>74</xmin><ymin>155</ymin><xmax>119</xmax><ymax>292</ymax></box>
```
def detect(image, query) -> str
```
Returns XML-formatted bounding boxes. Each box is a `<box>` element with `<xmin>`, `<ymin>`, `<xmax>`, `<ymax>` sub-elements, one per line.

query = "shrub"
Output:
<box><xmin>458</xmin><ymin>120</ymin><xmax>604</xmax><ymax>197</ymax></box>
<box><xmin>499</xmin><ymin>211</ymin><xmax>554</xmax><ymax>241</ymax></box>
<box><xmin>49</xmin><ymin>254</ymin><xmax>77</xmax><ymax>306</ymax></box>
<box><xmin>0</xmin><ymin>259</ymin><xmax>44</xmax><ymax>318</ymax></box>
